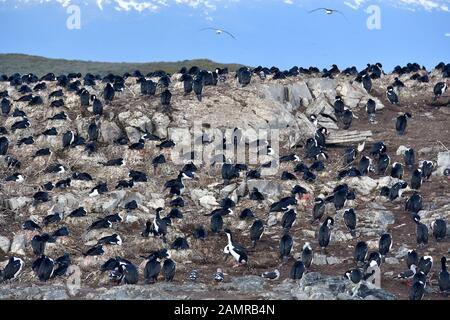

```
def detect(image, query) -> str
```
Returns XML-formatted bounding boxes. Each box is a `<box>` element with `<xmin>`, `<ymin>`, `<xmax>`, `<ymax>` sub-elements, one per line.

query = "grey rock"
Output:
<box><xmin>305</xmin><ymin>94</ymin><xmax>337</xmax><ymax>121</ymax></box>
<box><xmin>326</xmin><ymin>256</ymin><xmax>345</xmax><ymax>265</ymax></box>
<box><xmin>295</xmin><ymin>113</ymin><xmax>317</xmax><ymax>137</ymax></box>
<box><xmin>120</xmin><ymin>192</ymin><xmax>145</xmax><ymax>208</ymax></box>
<box><xmin>267</xmin><ymin>214</ymin><xmax>278</xmax><ymax>227</ymax></box>
<box><xmin>125</xmin><ymin>126</ymin><xmax>142</xmax><ymax>143</ymax></box>
<box><xmin>220</xmin><ymin>183</ymin><xmax>237</xmax><ymax>198</ymax></box>
<box><xmin>355</xmin><ymin>283</ymin><xmax>396</xmax><ymax>300</ymax></box>
<box><xmin>118</xmin><ymin>111</ymin><xmax>152</xmax><ymax>132</ymax></box>
<box><xmin>55</xmin><ymin>193</ymin><xmax>79</xmax><ymax>213</ymax></box>
<box><xmin>343</xmin><ymin>176</ymin><xmax>378</xmax><ymax>196</ymax></box>
<box><xmin>0</xmin><ymin>235</ymin><xmax>10</xmax><ymax>253</ymax></box>
<box><xmin>5</xmin><ymin>196</ymin><xmax>33</xmax><ymax>210</ymax></box>
<box><xmin>312</xmin><ymin>254</ymin><xmax>327</xmax><ymax>266</ymax></box>
<box><xmin>385</xmin><ymin>257</ymin><xmax>400</xmax><ymax>265</ymax></box>
<box><xmin>436</xmin><ymin>151</ymin><xmax>450</xmax><ymax>176</ymax></box>
<box><xmin>43</xmin><ymin>287</ymin><xmax>69</xmax><ymax>300</ymax></box>
<box><xmin>199</xmin><ymin>195</ymin><xmax>219</xmax><ymax>209</ymax></box>
<box><xmin>10</xmin><ymin>234</ymin><xmax>26</xmax><ymax>255</ymax></box>
<box><xmin>247</xmin><ymin>180</ymin><xmax>281</xmax><ymax>199</ymax></box>
<box><xmin>331</xmin><ymin>230</ymin><xmax>353</xmax><ymax>242</ymax></box>
<box><xmin>418</xmin><ymin>146</ymin><xmax>433</xmax><ymax>155</ymax></box>
<box><xmin>218</xmin><ymin>276</ymin><xmax>265</xmax><ymax>292</ymax></box>
<box><xmin>306</xmin><ymin>78</ymin><xmax>337</xmax><ymax>100</ymax></box>
<box><xmin>287</xmin><ymin>82</ymin><xmax>313</xmax><ymax>107</ymax></box>
<box><xmin>262</xmin><ymin>83</ymin><xmax>286</xmax><ymax>103</ymax></box>
<box><xmin>152</xmin><ymin>112</ymin><xmax>170</xmax><ymax>139</ymax></box>
<box><xmin>396</xmin><ymin>145</ymin><xmax>410</xmax><ymax>156</ymax></box>
<box><xmin>100</xmin><ymin>121</ymin><xmax>122</xmax><ymax>143</ymax></box>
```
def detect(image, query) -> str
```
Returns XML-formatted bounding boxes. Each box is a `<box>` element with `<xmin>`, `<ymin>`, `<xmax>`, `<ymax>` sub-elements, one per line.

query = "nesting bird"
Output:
<box><xmin>396</xmin><ymin>112</ymin><xmax>411</xmax><ymax>135</ymax></box>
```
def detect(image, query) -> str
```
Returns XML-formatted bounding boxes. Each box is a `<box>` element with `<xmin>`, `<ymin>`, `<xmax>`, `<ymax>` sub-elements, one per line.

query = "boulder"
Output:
<box><xmin>199</xmin><ymin>195</ymin><xmax>219</xmax><ymax>209</ymax></box>
<box><xmin>287</xmin><ymin>82</ymin><xmax>313</xmax><ymax>107</ymax></box>
<box><xmin>0</xmin><ymin>235</ymin><xmax>10</xmax><ymax>253</ymax></box>
<box><xmin>5</xmin><ymin>197</ymin><xmax>33</xmax><ymax>210</ymax></box>
<box><xmin>343</xmin><ymin>176</ymin><xmax>378</xmax><ymax>196</ymax></box>
<box><xmin>247</xmin><ymin>180</ymin><xmax>282</xmax><ymax>199</ymax></box>
<box><xmin>436</xmin><ymin>151</ymin><xmax>450</xmax><ymax>176</ymax></box>
<box><xmin>305</xmin><ymin>94</ymin><xmax>337</xmax><ymax>122</ymax></box>
<box><xmin>306</xmin><ymin>78</ymin><xmax>337</xmax><ymax>100</ymax></box>
<box><xmin>100</xmin><ymin>121</ymin><xmax>122</xmax><ymax>143</ymax></box>
<box><xmin>10</xmin><ymin>234</ymin><xmax>26</xmax><ymax>255</ymax></box>
<box><xmin>152</xmin><ymin>112</ymin><xmax>170</xmax><ymax>139</ymax></box>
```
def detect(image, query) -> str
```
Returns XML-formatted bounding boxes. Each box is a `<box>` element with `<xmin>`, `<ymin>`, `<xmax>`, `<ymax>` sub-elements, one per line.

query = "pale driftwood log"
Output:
<box><xmin>326</xmin><ymin>130</ymin><xmax>373</xmax><ymax>145</ymax></box>
<box><xmin>317</xmin><ymin>115</ymin><xmax>338</xmax><ymax>130</ymax></box>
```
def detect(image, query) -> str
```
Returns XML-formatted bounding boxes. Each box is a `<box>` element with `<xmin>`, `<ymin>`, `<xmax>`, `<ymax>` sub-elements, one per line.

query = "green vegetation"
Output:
<box><xmin>0</xmin><ymin>53</ymin><xmax>245</xmax><ymax>76</ymax></box>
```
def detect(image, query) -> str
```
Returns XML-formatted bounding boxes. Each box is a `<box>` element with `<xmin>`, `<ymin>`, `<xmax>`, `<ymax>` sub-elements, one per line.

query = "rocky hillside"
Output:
<box><xmin>0</xmin><ymin>54</ymin><xmax>244</xmax><ymax>77</ymax></box>
<box><xmin>0</xmin><ymin>64</ymin><xmax>449</xmax><ymax>300</ymax></box>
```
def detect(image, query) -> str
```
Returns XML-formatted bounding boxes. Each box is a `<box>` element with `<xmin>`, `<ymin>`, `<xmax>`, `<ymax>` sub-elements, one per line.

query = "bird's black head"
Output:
<box><xmin>158</xmin><ymin>248</ymin><xmax>170</xmax><ymax>259</ymax></box>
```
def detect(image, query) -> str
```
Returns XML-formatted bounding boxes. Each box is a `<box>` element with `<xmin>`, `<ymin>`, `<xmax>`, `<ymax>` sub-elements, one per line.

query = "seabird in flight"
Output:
<box><xmin>309</xmin><ymin>8</ymin><xmax>348</xmax><ymax>21</ymax></box>
<box><xmin>200</xmin><ymin>27</ymin><xmax>236</xmax><ymax>40</ymax></box>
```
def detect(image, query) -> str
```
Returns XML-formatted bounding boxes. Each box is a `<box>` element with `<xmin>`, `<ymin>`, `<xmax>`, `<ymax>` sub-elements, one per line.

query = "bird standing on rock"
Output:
<box><xmin>193</xmin><ymin>77</ymin><xmax>203</xmax><ymax>101</ymax></box>
<box><xmin>250</xmin><ymin>219</ymin><xmax>264</xmax><ymax>247</ymax></box>
<box><xmin>161</xmin><ymin>89</ymin><xmax>172</xmax><ymax>108</ymax></box>
<box><xmin>386</xmin><ymin>86</ymin><xmax>399</xmax><ymax>104</ymax></box>
<box><xmin>290</xmin><ymin>260</ymin><xmax>305</xmax><ymax>280</ymax></box>
<box><xmin>343</xmin><ymin>208</ymin><xmax>357</xmax><ymax>237</ymax></box>
<box><xmin>366</xmin><ymin>98</ymin><xmax>376</xmax><ymax>123</ymax></box>
<box><xmin>396</xmin><ymin>112</ymin><xmax>411</xmax><ymax>135</ymax></box>
<box><xmin>162</xmin><ymin>258</ymin><xmax>176</xmax><ymax>282</ymax></box>
<box><xmin>439</xmin><ymin>257</ymin><xmax>449</xmax><ymax>292</ymax></box>
<box><xmin>223</xmin><ymin>228</ymin><xmax>248</xmax><ymax>267</ymax></box>
<box><xmin>311</xmin><ymin>197</ymin><xmax>325</xmax><ymax>224</ymax></box>
<box><xmin>433</xmin><ymin>81</ymin><xmax>447</xmax><ymax>100</ymax></box>
<box><xmin>104</xmin><ymin>83</ymin><xmax>115</xmax><ymax>104</ymax></box>
<box><xmin>279</xmin><ymin>233</ymin><xmax>293</xmax><ymax>262</ymax></box>
<box><xmin>378</xmin><ymin>233</ymin><xmax>392</xmax><ymax>260</ymax></box>
<box><xmin>362</xmin><ymin>74</ymin><xmax>372</xmax><ymax>93</ymax></box>
<box><xmin>431</xmin><ymin>218</ymin><xmax>447</xmax><ymax>241</ymax></box>
<box><xmin>301</xmin><ymin>242</ymin><xmax>314</xmax><ymax>269</ymax></box>
<box><xmin>318</xmin><ymin>217</ymin><xmax>334</xmax><ymax>254</ymax></box>
<box><xmin>413</xmin><ymin>215</ymin><xmax>428</xmax><ymax>247</ymax></box>
<box><xmin>353</xmin><ymin>241</ymin><xmax>368</xmax><ymax>266</ymax></box>
<box><xmin>143</xmin><ymin>252</ymin><xmax>162</xmax><ymax>284</ymax></box>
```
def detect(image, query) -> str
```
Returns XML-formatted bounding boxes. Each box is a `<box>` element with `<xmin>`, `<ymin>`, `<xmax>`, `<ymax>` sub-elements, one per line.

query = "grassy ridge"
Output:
<box><xmin>0</xmin><ymin>53</ymin><xmax>245</xmax><ymax>76</ymax></box>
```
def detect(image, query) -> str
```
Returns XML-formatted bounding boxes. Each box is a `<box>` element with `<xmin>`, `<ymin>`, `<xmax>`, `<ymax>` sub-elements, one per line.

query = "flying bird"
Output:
<box><xmin>200</xmin><ymin>27</ymin><xmax>236</xmax><ymax>40</ymax></box>
<box><xmin>309</xmin><ymin>8</ymin><xmax>348</xmax><ymax>21</ymax></box>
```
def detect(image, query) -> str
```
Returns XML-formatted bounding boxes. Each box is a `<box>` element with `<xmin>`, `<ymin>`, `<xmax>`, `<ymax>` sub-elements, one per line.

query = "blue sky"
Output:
<box><xmin>0</xmin><ymin>0</ymin><xmax>449</xmax><ymax>71</ymax></box>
